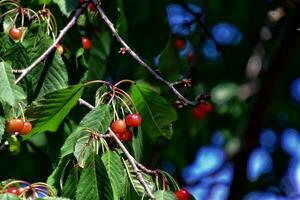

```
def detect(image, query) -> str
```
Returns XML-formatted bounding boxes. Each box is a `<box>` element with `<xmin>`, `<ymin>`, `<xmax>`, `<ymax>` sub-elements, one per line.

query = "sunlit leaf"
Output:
<box><xmin>0</xmin><ymin>62</ymin><xmax>26</xmax><ymax>106</ymax></box>
<box><xmin>101</xmin><ymin>151</ymin><xmax>125</xmax><ymax>200</ymax></box>
<box><xmin>24</xmin><ymin>85</ymin><xmax>84</xmax><ymax>139</ymax></box>
<box><xmin>153</xmin><ymin>190</ymin><xmax>177</xmax><ymax>200</ymax></box>
<box><xmin>76</xmin><ymin>153</ymin><xmax>113</xmax><ymax>200</ymax></box>
<box><xmin>123</xmin><ymin>159</ymin><xmax>155</xmax><ymax>197</ymax></box>
<box><xmin>130</xmin><ymin>82</ymin><xmax>177</xmax><ymax>139</ymax></box>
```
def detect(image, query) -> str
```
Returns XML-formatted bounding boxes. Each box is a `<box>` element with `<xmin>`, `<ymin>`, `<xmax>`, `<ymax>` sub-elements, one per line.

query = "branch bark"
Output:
<box><xmin>91</xmin><ymin>0</ymin><xmax>196</xmax><ymax>106</ymax></box>
<box><xmin>108</xmin><ymin>128</ymin><xmax>155</xmax><ymax>199</ymax></box>
<box><xmin>15</xmin><ymin>3</ymin><xmax>87</xmax><ymax>84</ymax></box>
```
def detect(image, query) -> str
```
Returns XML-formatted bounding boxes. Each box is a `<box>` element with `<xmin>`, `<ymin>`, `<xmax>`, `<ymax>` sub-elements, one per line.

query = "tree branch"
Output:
<box><xmin>78</xmin><ymin>100</ymin><xmax>155</xmax><ymax>198</ymax></box>
<box><xmin>108</xmin><ymin>128</ymin><xmax>155</xmax><ymax>199</ymax></box>
<box><xmin>15</xmin><ymin>3</ymin><xmax>87</xmax><ymax>84</ymax></box>
<box><xmin>91</xmin><ymin>0</ymin><xmax>196</xmax><ymax>106</ymax></box>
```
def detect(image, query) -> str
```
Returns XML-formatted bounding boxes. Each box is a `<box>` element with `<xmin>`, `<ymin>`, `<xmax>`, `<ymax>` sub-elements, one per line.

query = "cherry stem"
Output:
<box><xmin>114</xmin><ymin>79</ymin><xmax>135</xmax><ymax>86</ymax></box>
<box><xmin>90</xmin><ymin>0</ymin><xmax>196</xmax><ymax>106</ymax></box>
<box><xmin>108</xmin><ymin>127</ymin><xmax>155</xmax><ymax>199</ymax></box>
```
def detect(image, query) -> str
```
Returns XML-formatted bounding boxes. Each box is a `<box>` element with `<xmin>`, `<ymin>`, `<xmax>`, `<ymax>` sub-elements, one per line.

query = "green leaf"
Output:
<box><xmin>60</xmin><ymin>128</ymin><xmax>84</xmax><ymax>158</ymax></box>
<box><xmin>35</xmin><ymin>54</ymin><xmax>68</xmax><ymax>97</ymax></box>
<box><xmin>7</xmin><ymin>135</ymin><xmax>20</xmax><ymax>155</ymax></box>
<box><xmin>159</xmin><ymin>39</ymin><xmax>188</xmax><ymax>81</ymax></box>
<box><xmin>0</xmin><ymin>33</ymin><xmax>12</xmax><ymax>55</ymax></box>
<box><xmin>37</xmin><ymin>198</ymin><xmax>70</xmax><ymax>200</ymax></box>
<box><xmin>160</xmin><ymin>171</ymin><xmax>179</xmax><ymax>191</ymax></box>
<box><xmin>0</xmin><ymin>62</ymin><xmax>26</xmax><ymax>106</ymax></box>
<box><xmin>24</xmin><ymin>85</ymin><xmax>84</xmax><ymax>139</ymax></box>
<box><xmin>61</xmin><ymin>166</ymin><xmax>79</xmax><ymax>199</ymax></box>
<box><xmin>30</xmin><ymin>38</ymin><xmax>68</xmax><ymax>97</ymax></box>
<box><xmin>3</xmin><ymin>43</ymin><xmax>30</xmax><ymax>69</ymax></box>
<box><xmin>101</xmin><ymin>151</ymin><xmax>125</xmax><ymax>200</ymax></box>
<box><xmin>0</xmin><ymin>116</ymin><xmax>5</xmax><ymax>143</ymax></box>
<box><xmin>47</xmin><ymin>156</ymin><xmax>71</xmax><ymax>190</ymax></box>
<box><xmin>153</xmin><ymin>190</ymin><xmax>177</xmax><ymax>200</ymax></box>
<box><xmin>53</xmin><ymin>0</ymin><xmax>78</xmax><ymax>17</ymax></box>
<box><xmin>73</xmin><ymin>133</ymin><xmax>93</xmax><ymax>168</ymax></box>
<box><xmin>79</xmin><ymin>104</ymin><xmax>113</xmax><ymax>133</ymax></box>
<box><xmin>131</xmin><ymin>127</ymin><xmax>143</xmax><ymax>162</ymax></box>
<box><xmin>86</xmin><ymin>32</ymin><xmax>111</xmax><ymax>81</ymax></box>
<box><xmin>60</xmin><ymin>104</ymin><xmax>113</xmax><ymax>158</ymax></box>
<box><xmin>76</xmin><ymin>153</ymin><xmax>113</xmax><ymax>200</ymax></box>
<box><xmin>123</xmin><ymin>159</ymin><xmax>155</xmax><ymax>197</ymax></box>
<box><xmin>130</xmin><ymin>82</ymin><xmax>177</xmax><ymax>139</ymax></box>
<box><xmin>0</xmin><ymin>194</ymin><xmax>21</xmax><ymax>200</ymax></box>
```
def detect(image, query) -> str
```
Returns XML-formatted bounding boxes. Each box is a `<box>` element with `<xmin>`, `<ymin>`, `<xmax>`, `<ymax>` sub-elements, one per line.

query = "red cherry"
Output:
<box><xmin>6</xmin><ymin>187</ymin><xmax>22</xmax><ymax>196</ymax></box>
<box><xmin>82</xmin><ymin>37</ymin><xmax>92</xmax><ymax>50</ymax></box>
<box><xmin>111</xmin><ymin>120</ymin><xmax>126</xmax><ymax>134</ymax></box>
<box><xmin>8</xmin><ymin>119</ymin><xmax>24</xmax><ymax>132</ymax></box>
<box><xmin>9</xmin><ymin>27</ymin><xmax>22</xmax><ymax>40</ymax></box>
<box><xmin>187</xmin><ymin>51</ymin><xmax>195</xmax><ymax>62</ymax></box>
<box><xmin>20</xmin><ymin>121</ymin><xmax>32</xmax><ymax>135</ymax></box>
<box><xmin>174</xmin><ymin>39</ymin><xmax>185</xmax><ymax>50</ymax></box>
<box><xmin>192</xmin><ymin>106</ymin><xmax>206</xmax><ymax>119</ymax></box>
<box><xmin>125</xmin><ymin>113</ymin><xmax>142</xmax><ymax>127</ymax></box>
<box><xmin>202</xmin><ymin>103</ymin><xmax>213</xmax><ymax>113</ymax></box>
<box><xmin>120</xmin><ymin>129</ymin><xmax>133</xmax><ymax>142</ymax></box>
<box><xmin>56</xmin><ymin>44</ymin><xmax>64</xmax><ymax>56</ymax></box>
<box><xmin>87</xmin><ymin>3</ymin><xmax>96</xmax><ymax>11</ymax></box>
<box><xmin>192</xmin><ymin>103</ymin><xmax>213</xmax><ymax>120</ymax></box>
<box><xmin>174</xmin><ymin>189</ymin><xmax>190</xmax><ymax>200</ymax></box>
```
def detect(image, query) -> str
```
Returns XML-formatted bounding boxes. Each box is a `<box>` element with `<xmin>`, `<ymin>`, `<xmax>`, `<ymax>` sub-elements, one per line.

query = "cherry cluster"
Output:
<box><xmin>7</xmin><ymin>119</ymin><xmax>32</xmax><ymax>135</ymax></box>
<box><xmin>111</xmin><ymin>113</ymin><xmax>142</xmax><ymax>142</ymax></box>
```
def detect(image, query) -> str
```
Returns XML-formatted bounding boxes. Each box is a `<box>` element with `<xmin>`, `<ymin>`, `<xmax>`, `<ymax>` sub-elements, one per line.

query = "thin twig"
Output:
<box><xmin>12</xmin><ymin>69</ymin><xmax>26</xmax><ymax>74</ymax></box>
<box><xmin>78</xmin><ymin>98</ymin><xmax>95</xmax><ymax>109</ymax></box>
<box><xmin>79</xmin><ymin>100</ymin><xmax>156</xmax><ymax>197</ymax></box>
<box><xmin>91</xmin><ymin>0</ymin><xmax>196</xmax><ymax>106</ymax></box>
<box><xmin>134</xmin><ymin>160</ymin><xmax>160</xmax><ymax>176</ymax></box>
<box><xmin>108</xmin><ymin>127</ymin><xmax>155</xmax><ymax>199</ymax></box>
<box><xmin>14</xmin><ymin>3</ymin><xmax>87</xmax><ymax>84</ymax></box>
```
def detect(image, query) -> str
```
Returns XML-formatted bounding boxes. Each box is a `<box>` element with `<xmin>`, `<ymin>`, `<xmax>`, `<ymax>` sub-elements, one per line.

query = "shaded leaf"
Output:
<box><xmin>3</xmin><ymin>43</ymin><xmax>30</xmax><ymax>69</ymax></box>
<box><xmin>61</xmin><ymin>166</ymin><xmax>79</xmax><ymax>199</ymax></box>
<box><xmin>130</xmin><ymin>82</ymin><xmax>177</xmax><ymax>139</ymax></box>
<box><xmin>24</xmin><ymin>85</ymin><xmax>84</xmax><ymax>139</ymax></box>
<box><xmin>30</xmin><ymin>38</ymin><xmax>68</xmax><ymax>97</ymax></box>
<box><xmin>159</xmin><ymin>39</ymin><xmax>188</xmax><ymax>81</ymax></box>
<box><xmin>53</xmin><ymin>0</ymin><xmax>78</xmax><ymax>17</ymax></box>
<box><xmin>131</xmin><ymin>127</ymin><xmax>143</xmax><ymax>162</ymax></box>
<box><xmin>47</xmin><ymin>156</ymin><xmax>71</xmax><ymax>190</ymax></box>
<box><xmin>87</xmin><ymin>32</ymin><xmax>111</xmax><ymax>81</ymax></box>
